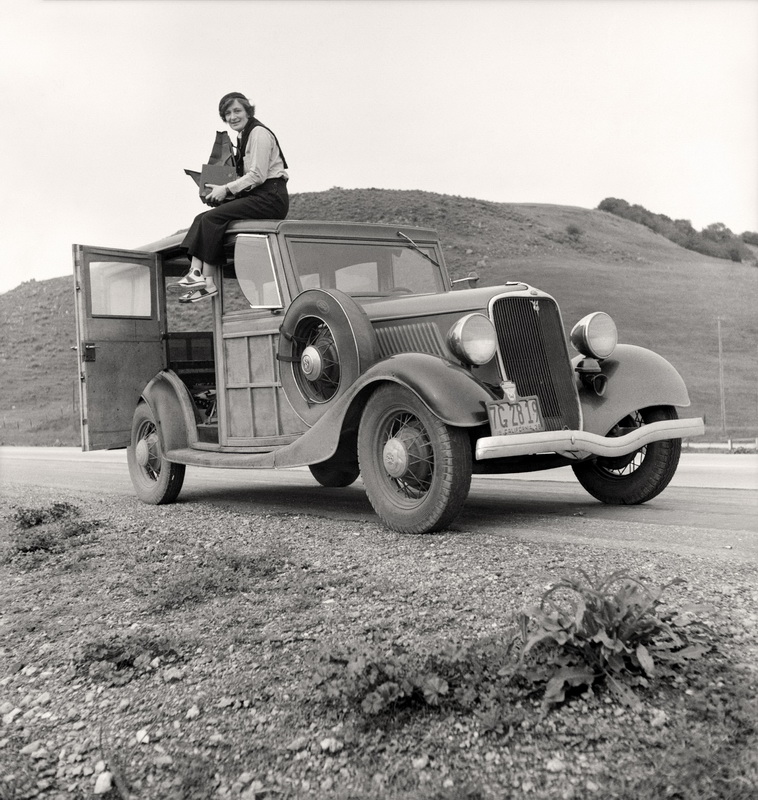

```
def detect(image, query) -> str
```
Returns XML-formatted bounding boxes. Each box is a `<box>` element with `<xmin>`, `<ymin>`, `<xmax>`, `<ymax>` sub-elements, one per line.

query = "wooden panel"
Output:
<box><xmin>227</xmin><ymin>388</ymin><xmax>253</xmax><ymax>438</ymax></box>
<box><xmin>251</xmin><ymin>388</ymin><xmax>277</xmax><ymax>437</ymax></box>
<box><xmin>222</xmin><ymin>329</ymin><xmax>308</xmax><ymax>444</ymax></box>
<box><xmin>249</xmin><ymin>335</ymin><xmax>275</xmax><ymax>383</ymax></box>
<box><xmin>225</xmin><ymin>338</ymin><xmax>249</xmax><ymax>385</ymax></box>
<box><xmin>277</xmin><ymin>387</ymin><xmax>308</xmax><ymax>431</ymax></box>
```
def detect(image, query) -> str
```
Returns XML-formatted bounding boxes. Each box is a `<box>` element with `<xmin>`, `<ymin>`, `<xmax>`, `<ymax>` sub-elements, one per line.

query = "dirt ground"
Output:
<box><xmin>1</xmin><ymin>484</ymin><xmax>757</xmax><ymax>800</ymax></box>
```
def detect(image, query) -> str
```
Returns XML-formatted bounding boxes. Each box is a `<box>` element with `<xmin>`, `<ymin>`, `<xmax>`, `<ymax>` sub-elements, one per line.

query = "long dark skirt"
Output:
<box><xmin>181</xmin><ymin>177</ymin><xmax>289</xmax><ymax>265</ymax></box>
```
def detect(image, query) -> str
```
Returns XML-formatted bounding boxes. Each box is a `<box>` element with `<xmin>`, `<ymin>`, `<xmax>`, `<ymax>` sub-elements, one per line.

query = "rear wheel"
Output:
<box><xmin>127</xmin><ymin>403</ymin><xmax>185</xmax><ymax>504</ymax></box>
<box><xmin>571</xmin><ymin>406</ymin><xmax>681</xmax><ymax>505</ymax></box>
<box><xmin>358</xmin><ymin>385</ymin><xmax>472</xmax><ymax>533</ymax></box>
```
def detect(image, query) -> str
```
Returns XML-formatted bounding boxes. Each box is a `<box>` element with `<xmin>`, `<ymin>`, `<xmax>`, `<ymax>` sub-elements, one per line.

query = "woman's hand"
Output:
<box><xmin>205</xmin><ymin>184</ymin><xmax>230</xmax><ymax>206</ymax></box>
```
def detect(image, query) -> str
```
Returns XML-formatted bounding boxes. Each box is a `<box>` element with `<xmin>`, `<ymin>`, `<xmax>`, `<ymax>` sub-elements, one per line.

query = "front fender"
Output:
<box><xmin>576</xmin><ymin>344</ymin><xmax>692</xmax><ymax>436</ymax></box>
<box><xmin>272</xmin><ymin>354</ymin><xmax>493</xmax><ymax>468</ymax></box>
<box><xmin>140</xmin><ymin>370</ymin><xmax>198</xmax><ymax>452</ymax></box>
<box><xmin>358</xmin><ymin>353</ymin><xmax>494</xmax><ymax>426</ymax></box>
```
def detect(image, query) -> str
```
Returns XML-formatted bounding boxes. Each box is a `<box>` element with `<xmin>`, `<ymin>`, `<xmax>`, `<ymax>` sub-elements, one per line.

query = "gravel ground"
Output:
<box><xmin>1</xmin><ymin>484</ymin><xmax>757</xmax><ymax>800</ymax></box>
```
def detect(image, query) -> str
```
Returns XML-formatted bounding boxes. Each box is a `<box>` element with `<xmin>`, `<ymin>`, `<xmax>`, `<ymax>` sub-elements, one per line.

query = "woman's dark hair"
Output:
<box><xmin>218</xmin><ymin>92</ymin><xmax>255</xmax><ymax>120</ymax></box>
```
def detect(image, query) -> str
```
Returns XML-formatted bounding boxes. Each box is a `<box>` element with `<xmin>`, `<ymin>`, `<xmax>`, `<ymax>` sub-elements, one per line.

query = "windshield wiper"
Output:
<box><xmin>397</xmin><ymin>231</ymin><xmax>440</xmax><ymax>268</ymax></box>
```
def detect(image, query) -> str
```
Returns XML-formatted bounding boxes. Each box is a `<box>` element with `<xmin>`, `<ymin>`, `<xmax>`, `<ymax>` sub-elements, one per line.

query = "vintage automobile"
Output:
<box><xmin>72</xmin><ymin>220</ymin><xmax>704</xmax><ymax>533</ymax></box>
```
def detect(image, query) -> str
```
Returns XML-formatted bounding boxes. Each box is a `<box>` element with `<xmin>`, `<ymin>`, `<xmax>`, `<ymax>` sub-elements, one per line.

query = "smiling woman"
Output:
<box><xmin>177</xmin><ymin>92</ymin><xmax>290</xmax><ymax>304</ymax></box>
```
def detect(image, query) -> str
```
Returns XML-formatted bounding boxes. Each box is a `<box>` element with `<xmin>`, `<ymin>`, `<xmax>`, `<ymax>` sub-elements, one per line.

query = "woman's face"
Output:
<box><xmin>224</xmin><ymin>100</ymin><xmax>250</xmax><ymax>133</ymax></box>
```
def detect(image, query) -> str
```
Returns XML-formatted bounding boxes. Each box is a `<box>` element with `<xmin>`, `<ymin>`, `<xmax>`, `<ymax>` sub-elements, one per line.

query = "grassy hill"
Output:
<box><xmin>1</xmin><ymin>188</ymin><xmax>756</xmax><ymax>446</ymax></box>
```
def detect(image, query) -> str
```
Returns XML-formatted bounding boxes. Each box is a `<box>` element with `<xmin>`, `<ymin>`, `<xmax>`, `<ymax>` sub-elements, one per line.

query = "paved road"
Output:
<box><xmin>2</xmin><ymin>448</ymin><xmax>756</xmax><ymax>560</ymax></box>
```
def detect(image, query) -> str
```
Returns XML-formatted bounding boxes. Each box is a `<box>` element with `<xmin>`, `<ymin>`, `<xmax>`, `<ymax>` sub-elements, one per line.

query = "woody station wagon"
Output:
<box><xmin>73</xmin><ymin>220</ymin><xmax>704</xmax><ymax>533</ymax></box>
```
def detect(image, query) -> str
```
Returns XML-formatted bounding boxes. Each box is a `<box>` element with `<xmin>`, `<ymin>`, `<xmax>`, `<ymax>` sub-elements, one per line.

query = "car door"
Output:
<box><xmin>217</xmin><ymin>234</ymin><xmax>306</xmax><ymax>446</ymax></box>
<box><xmin>73</xmin><ymin>244</ymin><xmax>166</xmax><ymax>450</ymax></box>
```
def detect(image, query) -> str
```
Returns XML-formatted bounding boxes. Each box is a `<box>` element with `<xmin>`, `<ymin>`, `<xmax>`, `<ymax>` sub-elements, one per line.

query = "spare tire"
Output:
<box><xmin>278</xmin><ymin>288</ymin><xmax>378</xmax><ymax>425</ymax></box>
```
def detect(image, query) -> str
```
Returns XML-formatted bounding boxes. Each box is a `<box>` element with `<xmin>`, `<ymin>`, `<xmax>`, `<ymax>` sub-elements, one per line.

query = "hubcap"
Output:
<box><xmin>292</xmin><ymin>318</ymin><xmax>340</xmax><ymax>402</ymax></box>
<box><xmin>300</xmin><ymin>345</ymin><xmax>323</xmax><ymax>381</ymax></box>
<box><xmin>135</xmin><ymin>437</ymin><xmax>151</xmax><ymax>467</ymax></box>
<box><xmin>383</xmin><ymin>437</ymin><xmax>409</xmax><ymax>478</ymax></box>
<box><xmin>379</xmin><ymin>415</ymin><xmax>434</xmax><ymax>499</ymax></box>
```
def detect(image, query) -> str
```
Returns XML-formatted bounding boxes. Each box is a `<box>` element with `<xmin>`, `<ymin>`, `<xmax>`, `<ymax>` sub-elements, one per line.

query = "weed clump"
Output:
<box><xmin>516</xmin><ymin>569</ymin><xmax>712</xmax><ymax>708</ymax></box>
<box><xmin>2</xmin><ymin>501</ymin><xmax>100</xmax><ymax>566</ymax></box>
<box><xmin>314</xmin><ymin>570</ymin><xmax>713</xmax><ymax>724</ymax></box>
<box><xmin>149</xmin><ymin>549</ymin><xmax>284</xmax><ymax>611</ymax></box>
<box><xmin>74</xmin><ymin>630</ymin><xmax>184</xmax><ymax>686</ymax></box>
<box><xmin>12</xmin><ymin>501</ymin><xmax>79</xmax><ymax>529</ymax></box>
<box><xmin>314</xmin><ymin>636</ymin><xmax>523</xmax><ymax>735</ymax></box>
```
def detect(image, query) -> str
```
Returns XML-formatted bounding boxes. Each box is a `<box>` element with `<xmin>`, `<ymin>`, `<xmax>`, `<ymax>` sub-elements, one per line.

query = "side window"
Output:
<box><xmin>221</xmin><ymin>276</ymin><xmax>254</xmax><ymax>313</ymax></box>
<box><xmin>89</xmin><ymin>261</ymin><xmax>152</xmax><ymax>317</ymax></box>
<box><xmin>230</xmin><ymin>235</ymin><xmax>282</xmax><ymax>310</ymax></box>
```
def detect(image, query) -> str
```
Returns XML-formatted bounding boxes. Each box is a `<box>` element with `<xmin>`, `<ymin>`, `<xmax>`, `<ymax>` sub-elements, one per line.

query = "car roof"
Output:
<box><xmin>141</xmin><ymin>219</ymin><xmax>441</xmax><ymax>257</ymax></box>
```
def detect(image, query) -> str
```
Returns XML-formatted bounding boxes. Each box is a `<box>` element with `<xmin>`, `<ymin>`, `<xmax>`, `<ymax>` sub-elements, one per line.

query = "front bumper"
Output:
<box><xmin>475</xmin><ymin>417</ymin><xmax>705</xmax><ymax>462</ymax></box>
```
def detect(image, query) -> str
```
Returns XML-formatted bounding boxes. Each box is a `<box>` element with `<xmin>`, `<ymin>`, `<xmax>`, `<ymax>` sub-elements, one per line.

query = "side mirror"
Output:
<box><xmin>451</xmin><ymin>271</ymin><xmax>480</xmax><ymax>290</ymax></box>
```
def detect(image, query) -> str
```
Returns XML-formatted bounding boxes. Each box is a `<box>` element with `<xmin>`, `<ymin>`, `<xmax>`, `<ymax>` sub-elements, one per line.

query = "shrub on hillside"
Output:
<box><xmin>597</xmin><ymin>198</ymin><xmax>753</xmax><ymax>262</ymax></box>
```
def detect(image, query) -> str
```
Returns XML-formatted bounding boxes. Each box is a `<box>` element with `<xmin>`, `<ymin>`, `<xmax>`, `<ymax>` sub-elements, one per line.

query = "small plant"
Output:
<box><xmin>74</xmin><ymin>630</ymin><xmax>184</xmax><ymax>686</ymax></box>
<box><xmin>12</xmin><ymin>501</ymin><xmax>79</xmax><ymax>529</ymax></box>
<box><xmin>2</xmin><ymin>501</ymin><xmax>100</xmax><ymax>565</ymax></box>
<box><xmin>313</xmin><ymin>570</ymin><xmax>713</xmax><ymax>725</ymax></box>
<box><xmin>148</xmin><ymin>549</ymin><xmax>283</xmax><ymax>611</ymax></box>
<box><xmin>313</xmin><ymin>636</ymin><xmax>520</xmax><ymax>727</ymax></box>
<box><xmin>566</xmin><ymin>223</ymin><xmax>583</xmax><ymax>239</ymax></box>
<box><xmin>516</xmin><ymin>569</ymin><xmax>712</xmax><ymax>708</ymax></box>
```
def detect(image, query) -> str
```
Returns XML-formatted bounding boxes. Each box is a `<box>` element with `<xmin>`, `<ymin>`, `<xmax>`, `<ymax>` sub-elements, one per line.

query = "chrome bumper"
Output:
<box><xmin>475</xmin><ymin>418</ymin><xmax>705</xmax><ymax>462</ymax></box>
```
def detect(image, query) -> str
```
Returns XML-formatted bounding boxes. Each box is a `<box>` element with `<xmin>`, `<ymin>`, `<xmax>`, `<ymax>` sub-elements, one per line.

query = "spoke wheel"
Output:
<box><xmin>572</xmin><ymin>406</ymin><xmax>681</xmax><ymax>505</ymax></box>
<box><xmin>292</xmin><ymin>317</ymin><xmax>341</xmax><ymax>403</ymax></box>
<box><xmin>127</xmin><ymin>404</ymin><xmax>185</xmax><ymax>504</ymax></box>
<box><xmin>279</xmin><ymin>289</ymin><xmax>378</xmax><ymax>426</ymax></box>
<box><xmin>358</xmin><ymin>384</ymin><xmax>472</xmax><ymax>533</ymax></box>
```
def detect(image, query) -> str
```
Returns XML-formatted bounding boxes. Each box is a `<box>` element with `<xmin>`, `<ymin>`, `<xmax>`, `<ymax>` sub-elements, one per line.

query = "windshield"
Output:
<box><xmin>287</xmin><ymin>239</ymin><xmax>445</xmax><ymax>297</ymax></box>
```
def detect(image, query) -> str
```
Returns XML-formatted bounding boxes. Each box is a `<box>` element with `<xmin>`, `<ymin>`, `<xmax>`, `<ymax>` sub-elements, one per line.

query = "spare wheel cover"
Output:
<box><xmin>278</xmin><ymin>288</ymin><xmax>378</xmax><ymax>426</ymax></box>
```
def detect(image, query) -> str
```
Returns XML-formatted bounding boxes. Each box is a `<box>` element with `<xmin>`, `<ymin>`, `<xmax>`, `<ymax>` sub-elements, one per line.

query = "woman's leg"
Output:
<box><xmin>178</xmin><ymin>256</ymin><xmax>206</xmax><ymax>287</ymax></box>
<box><xmin>201</xmin><ymin>262</ymin><xmax>217</xmax><ymax>291</ymax></box>
<box><xmin>181</xmin><ymin>180</ymin><xmax>288</xmax><ymax>265</ymax></box>
<box><xmin>179</xmin><ymin>181</ymin><xmax>288</xmax><ymax>301</ymax></box>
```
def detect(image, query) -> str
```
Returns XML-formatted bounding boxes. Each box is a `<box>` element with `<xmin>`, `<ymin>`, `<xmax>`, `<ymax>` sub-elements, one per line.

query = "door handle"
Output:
<box><xmin>82</xmin><ymin>342</ymin><xmax>97</xmax><ymax>362</ymax></box>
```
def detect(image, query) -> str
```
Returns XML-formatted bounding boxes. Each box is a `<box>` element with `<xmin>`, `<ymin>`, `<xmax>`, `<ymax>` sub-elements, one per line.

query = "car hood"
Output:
<box><xmin>359</xmin><ymin>283</ymin><xmax>534</xmax><ymax>322</ymax></box>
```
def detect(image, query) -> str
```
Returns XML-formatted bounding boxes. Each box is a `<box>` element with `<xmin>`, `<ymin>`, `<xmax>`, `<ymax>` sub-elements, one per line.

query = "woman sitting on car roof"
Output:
<box><xmin>177</xmin><ymin>92</ymin><xmax>289</xmax><ymax>303</ymax></box>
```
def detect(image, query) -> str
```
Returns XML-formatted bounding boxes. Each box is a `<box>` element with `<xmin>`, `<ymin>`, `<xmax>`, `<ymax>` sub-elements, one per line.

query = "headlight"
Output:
<box><xmin>447</xmin><ymin>313</ymin><xmax>497</xmax><ymax>365</ymax></box>
<box><xmin>570</xmin><ymin>312</ymin><xmax>618</xmax><ymax>359</ymax></box>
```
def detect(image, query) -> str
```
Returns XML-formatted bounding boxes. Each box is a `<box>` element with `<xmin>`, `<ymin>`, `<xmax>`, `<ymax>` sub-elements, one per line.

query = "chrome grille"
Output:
<box><xmin>491</xmin><ymin>297</ymin><xmax>580</xmax><ymax>431</ymax></box>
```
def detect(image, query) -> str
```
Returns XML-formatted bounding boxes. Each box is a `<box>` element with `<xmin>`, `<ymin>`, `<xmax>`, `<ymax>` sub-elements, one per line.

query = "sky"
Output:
<box><xmin>1</xmin><ymin>0</ymin><xmax>757</xmax><ymax>295</ymax></box>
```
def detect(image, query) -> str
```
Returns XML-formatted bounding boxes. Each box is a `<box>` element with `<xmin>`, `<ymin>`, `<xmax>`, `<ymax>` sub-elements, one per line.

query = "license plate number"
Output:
<box><xmin>487</xmin><ymin>396</ymin><xmax>544</xmax><ymax>435</ymax></box>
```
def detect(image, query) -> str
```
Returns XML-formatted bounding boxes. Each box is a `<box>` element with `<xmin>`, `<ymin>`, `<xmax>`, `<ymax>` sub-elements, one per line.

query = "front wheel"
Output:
<box><xmin>127</xmin><ymin>403</ymin><xmax>185</xmax><ymax>504</ymax></box>
<box><xmin>571</xmin><ymin>406</ymin><xmax>681</xmax><ymax>505</ymax></box>
<box><xmin>358</xmin><ymin>384</ymin><xmax>472</xmax><ymax>533</ymax></box>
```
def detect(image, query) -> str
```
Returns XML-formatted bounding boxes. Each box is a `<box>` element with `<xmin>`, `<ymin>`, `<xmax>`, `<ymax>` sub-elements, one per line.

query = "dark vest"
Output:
<box><xmin>236</xmin><ymin>118</ymin><xmax>288</xmax><ymax>175</ymax></box>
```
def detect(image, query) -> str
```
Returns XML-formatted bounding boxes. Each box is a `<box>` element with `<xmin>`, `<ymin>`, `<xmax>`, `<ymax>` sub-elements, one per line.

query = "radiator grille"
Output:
<box><xmin>375</xmin><ymin>322</ymin><xmax>446</xmax><ymax>358</ymax></box>
<box><xmin>491</xmin><ymin>297</ymin><xmax>580</xmax><ymax>431</ymax></box>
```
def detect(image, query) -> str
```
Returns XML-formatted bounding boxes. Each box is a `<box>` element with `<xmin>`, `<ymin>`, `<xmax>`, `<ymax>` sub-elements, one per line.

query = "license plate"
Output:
<box><xmin>487</xmin><ymin>395</ymin><xmax>545</xmax><ymax>436</ymax></box>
